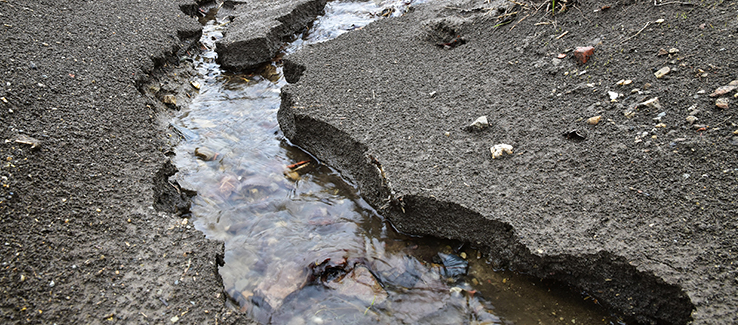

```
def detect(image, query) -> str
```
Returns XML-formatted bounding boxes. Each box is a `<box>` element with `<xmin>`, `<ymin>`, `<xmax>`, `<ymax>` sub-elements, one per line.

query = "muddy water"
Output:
<box><xmin>171</xmin><ymin>1</ymin><xmax>620</xmax><ymax>324</ymax></box>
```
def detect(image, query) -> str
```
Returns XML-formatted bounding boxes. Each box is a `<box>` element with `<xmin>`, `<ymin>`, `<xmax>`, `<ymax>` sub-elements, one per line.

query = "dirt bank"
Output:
<box><xmin>0</xmin><ymin>0</ymin><xmax>256</xmax><ymax>323</ymax></box>
<box><xmin>279</xmin><ymin>0</ymin><xmax>738</xmax><ymax>323</ymax></box>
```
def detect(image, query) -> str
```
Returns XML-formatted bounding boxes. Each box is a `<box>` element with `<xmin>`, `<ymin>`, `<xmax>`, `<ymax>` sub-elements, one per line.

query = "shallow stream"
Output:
<box><xmin>170</xmin><ymin>1</ymin><xmax>620</xmax><ymax>324</ymax></box>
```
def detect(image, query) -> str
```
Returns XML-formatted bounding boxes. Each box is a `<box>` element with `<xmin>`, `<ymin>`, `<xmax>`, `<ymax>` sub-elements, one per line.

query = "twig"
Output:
<box><xmin>509</xmin><ymin>13</ymin><xmax>531</xmax><ymax>31</ymax></box>
<box><xmin>574</xmin><ymin>4</ymin><xmax>592</xmax><ymax>24</ymax></box>
<box><xmin>712</xmin><ymin>116</ymin><xmax>733</xmax><ymax>128</ymax></box>
<box><xmin>620</xmin><ymin>21</ymin><xmax>651</xmax><ymax>44</ymax></box>
<box><xmin>555</xmin><ymin>30</ymin><xmax>569</xmax><ymax>39</ymax></box>
<box><xmin>488</xmin><ymin>10</ymin><xmax>518</xmax><ymax>18</ymax></box>
<box><xmin>654</xmin><ymin>1</ymin><xmax>696</xmax><ymax>6</ymax></box>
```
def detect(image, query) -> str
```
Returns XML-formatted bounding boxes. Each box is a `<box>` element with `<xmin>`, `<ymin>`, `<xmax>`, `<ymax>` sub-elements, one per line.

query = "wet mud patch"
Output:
<box><xmin>278</xmin><ymin>99</ymin><xmax>696</xmax><ymax>324</ymax></box>
<box><xmin>153</xmin><ymin>159</ymin><xmax>195</xmax><ymax>215</ymax></box>
<box><xmin>274</xmin><ymin>0</ymin><xmax>738</xmax><ymax>322</ymax></box>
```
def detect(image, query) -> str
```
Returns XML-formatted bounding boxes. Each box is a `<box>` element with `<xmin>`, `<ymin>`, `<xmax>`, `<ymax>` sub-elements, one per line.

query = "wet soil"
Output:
<box><xmin>167</xmin><ymin>5</ymin><xmax>622</xmax><ymax>323</ymax></box>
<box><xmin>0</xmin><ymin>0</ymin><xmax>253</xmax><ymax>324</ymax></box>
<box><xmin>0</xmin><ymin>0</ymin><xmax>736</xmax><ymax>324</ymax></box>
<box><xmin>278</xmin><ymin>0</ymin><xmax>738</xmax><ymax>324</ymax></box>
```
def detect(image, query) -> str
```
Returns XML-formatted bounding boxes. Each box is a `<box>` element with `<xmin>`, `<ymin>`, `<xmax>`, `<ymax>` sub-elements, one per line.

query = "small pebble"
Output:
<box><xmin>163</xmin><ymin>94</ymin><xmax>176</xmax><ymax>105</ymax></box>
<box><xmin>715</xmin><ymin>98</ymin><xmax>729</xmax><ymax>109</ymax></box>
<box><xmin>608</xmin><ymin>91</ymin><xmax>619</xmax><ymax>101</ymax></box>
<box><xmin>640</xmin><ymin>97</ymin><xmax>662</xmax><ymax>109</ymax></box>
<box><xmin>572</xmin><ymin>46</ymin><xmax>594</xmax><ymax>65</ymax></box>
<box><xmin>490</xmin><ymin>144</ymin><xmax>514</xmax><ymax>159</ymax></box>
<box><xmin>587</xmin><ymin>116</ymin><xmax>602</xmax><ymax>125</ymax></box>
<box><xmin>654</xmin><ymin>67</ymin><xmax>670</xmax><ymax>79</ymax></box>
<box><xmin>710</xmin><ymin>85</ymin><xmax>736</xmax><ymax>97</ymax></box>
<box><xmin>466</xmin><ymin>116</ymin><xmax>489</xmax><ymax>131</ymax></box>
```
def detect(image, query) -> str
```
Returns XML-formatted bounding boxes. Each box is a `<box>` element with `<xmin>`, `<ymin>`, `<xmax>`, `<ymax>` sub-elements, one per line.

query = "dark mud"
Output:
<box><xmin>279</xmin><ymin>0</ymin><xmax>738</xmax><ymax>324</ymax></box>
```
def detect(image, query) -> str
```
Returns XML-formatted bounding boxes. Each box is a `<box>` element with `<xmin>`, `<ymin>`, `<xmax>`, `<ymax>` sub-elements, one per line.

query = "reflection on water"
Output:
<box><xmin>171</xmin><ymin>1</ymin><xmax>620</xmax><ymax>324</ymax></box>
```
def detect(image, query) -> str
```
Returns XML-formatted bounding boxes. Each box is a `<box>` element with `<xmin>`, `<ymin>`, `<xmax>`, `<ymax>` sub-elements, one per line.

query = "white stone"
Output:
<box><xmin>490</xmin><ymin>144</ymin><xmax>514</xmax><ymax>159</ymax></box>
<box><xmin>608</xmin><ymin>91</ymin><xmax>619</xmax><ymax>101</ymax></box>
<box><xmin>640</xmin><ymin>97</ymin><xmax>662</xmax><ymax>109</ymax></box>
<box><xmin>467</xmin><ymin>116</ymin><xmax>489</xmax><ymax>130</ymax></box>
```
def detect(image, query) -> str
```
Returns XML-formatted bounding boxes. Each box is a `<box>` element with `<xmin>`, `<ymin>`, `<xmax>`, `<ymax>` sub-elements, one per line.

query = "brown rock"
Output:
<box><xmin>253</xmin><ymin>261</ymin><xmax>307</xmax><ymax>311</ymax></box>
<box><xmin>325</xmin><ymin>266</ymin><xmax>388</xmax><ymax>305</ymax></box>
<box><xmin>195</xmin><ymin>147</ymin><xmax>219</xmax><ymax>161</ymax></box>
<box><xmin>709</xmin><ymin>81</ymin><xmax>738</xmax><ymax>97</ymax></box>
<box><xmin>572</xmin><ymin>46</ymin><xmax>594</xmax><ymax>65</ymax></box>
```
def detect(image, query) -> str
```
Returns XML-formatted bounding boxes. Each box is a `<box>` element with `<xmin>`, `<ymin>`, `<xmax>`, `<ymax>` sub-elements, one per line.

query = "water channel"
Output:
<box><xmin>169</xmin><ymin>1</ymin><xmax>622</xmax><ymax>324</ymax></box>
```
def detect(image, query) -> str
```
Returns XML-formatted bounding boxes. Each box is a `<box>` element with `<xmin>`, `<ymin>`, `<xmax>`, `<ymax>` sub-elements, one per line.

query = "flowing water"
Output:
<box><xmin>170</xmin><ymin>1</ymin><xmax>621</xmax><ymax>324</ymax></box>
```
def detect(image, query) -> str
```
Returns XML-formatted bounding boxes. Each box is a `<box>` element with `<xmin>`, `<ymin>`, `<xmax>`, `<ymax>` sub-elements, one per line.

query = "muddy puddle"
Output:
<box><xmin>170</xmin><ymin>1</ymin><xmax>622</xmax><ymax>324</ymax></box>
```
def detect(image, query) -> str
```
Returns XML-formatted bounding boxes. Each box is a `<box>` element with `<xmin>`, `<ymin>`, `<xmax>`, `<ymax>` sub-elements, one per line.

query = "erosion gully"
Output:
<box><xmin>170</xmin><ymin>1</ymin><xmax>620</xmax><ymax>324</ymax></box>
